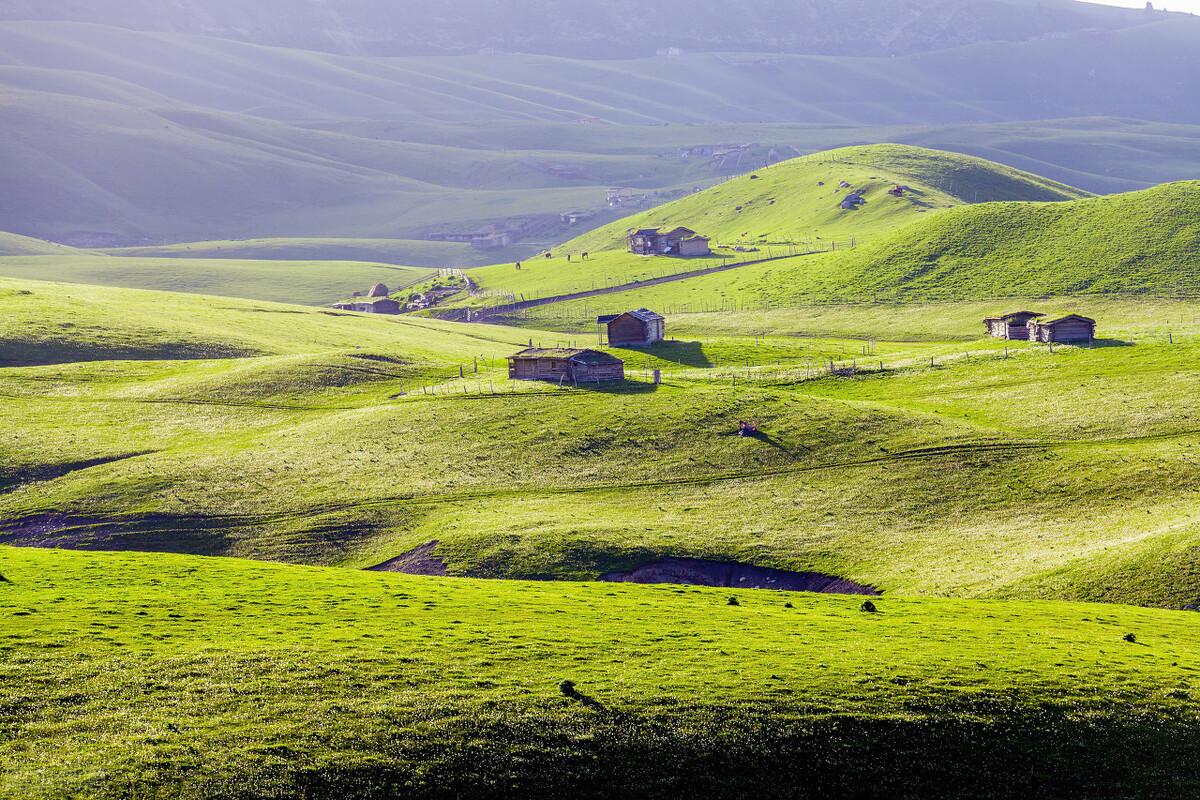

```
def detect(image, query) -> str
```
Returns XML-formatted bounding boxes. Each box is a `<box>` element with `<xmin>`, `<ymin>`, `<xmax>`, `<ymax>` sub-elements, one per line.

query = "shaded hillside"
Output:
<box><xmin>0</xmin><ymin>0</ymin><xmax>1162</xmax><ymax>57</ymax></box>
<box><xmin>2</xmin><ymin>20</ymin><xmax>1200</xmax><ymax>247</ymax></box>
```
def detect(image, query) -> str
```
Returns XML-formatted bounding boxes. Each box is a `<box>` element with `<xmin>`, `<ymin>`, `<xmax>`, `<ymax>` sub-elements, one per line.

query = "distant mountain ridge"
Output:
<box><xmin>0</xmin><ymin>0</ymin><xmax>1174</xmax><ymax>57</ymax></box>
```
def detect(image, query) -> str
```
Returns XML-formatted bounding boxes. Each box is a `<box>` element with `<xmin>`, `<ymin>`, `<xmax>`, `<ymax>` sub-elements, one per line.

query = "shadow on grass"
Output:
<box><xmin>1087</xmin><ymin>339</ymin><xmax>1135</xmax><ymax>348</ymax></box>
<box><xmin>616</xmin><ymin>341</ymin><xmax>713</xmax><ymax>368</ymax></box>
<box><xmin>582</xmin><ymin>380</ymin><xmax>660</xmax><ymax>395</ymax></box>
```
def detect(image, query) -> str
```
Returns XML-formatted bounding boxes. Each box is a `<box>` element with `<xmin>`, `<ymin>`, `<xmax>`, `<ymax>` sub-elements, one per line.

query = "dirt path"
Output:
<box><xmin>439</xmin><ymin>252</ymin><xmax>807</xmax><ymax>321</ymax></box>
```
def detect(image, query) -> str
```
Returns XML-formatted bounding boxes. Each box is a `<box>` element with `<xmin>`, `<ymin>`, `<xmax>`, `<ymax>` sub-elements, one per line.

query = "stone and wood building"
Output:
<box><xmin>507</xmin><ymin>348</ymin><xmax>625</xmax><ymax>383</ymax></box>
<box><xmin>332</xmin><ymin>283</ymin><xmax>402</xmax><ymax>314</ymax></box>
<box><xmin>1028</xmin><ymin>314</ymin><xmax>1097</xmax><ymax>343</ymax></box>
<box><xmin>627</xmin><ymin>226</ymin><xmax>711</xmax><ymax>257</ymax></box>
<box><xmin>984</xmin><ymin>311</ymin><xmax>1045</xmax><ymax>339</ymax></box>
<box><xmin>597</xmin><ymin>309</ymin><xmax>666</xmax><ymax>346</ymax></box>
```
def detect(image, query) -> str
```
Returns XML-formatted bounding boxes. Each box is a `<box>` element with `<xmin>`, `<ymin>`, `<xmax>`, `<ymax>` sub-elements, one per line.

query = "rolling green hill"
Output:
<box><xmin>510</xmin><ymin>177</ymin><xmax>1200</xmax><ymax>320</ymax></box>
<box><xmin>564</xmin><ymin>144</ymin><xmax>1089</xmax><ymax>252</ymax></box>
<box><xmin>4</xmin><ymin>276</ymin><xmax>1200</xmax><ymax>609</ymax></box>
<box><xmin>452</xmin><ymin>144</ymin><xmax>1090</xmax><ymax>306</ymax></box>
<box><xmin>0</xmin><ymin>254</ymin><xmax>434</xmax><ymax>306</ymax></box>
<box><xmin>0</xmin><ymin>230</ymin><xmax>79</xmax><ymax>256</ymax></box>
<box><xmin>2</xmin><ymin>545</ymin><xmax>1198</xmax><ymax>798</ymax></box>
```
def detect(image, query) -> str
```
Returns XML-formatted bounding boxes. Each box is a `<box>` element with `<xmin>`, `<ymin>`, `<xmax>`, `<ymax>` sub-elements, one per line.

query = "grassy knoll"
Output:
<box><xmin>0</xmin><ymin>255</ymin><xmax>434</xmax><ymax>306</ymax></box>
<box><xmin>3</xmin><ymin>278</ymin><xmax>1200</xmax><ymax>607</ymax></box>
<box><xmin>560</xmin><ymin>144</ymin><xmax>1087</xmax><ymax>254</ymax></box>
<box><xmin>1</xmin><ymin>546</ymin><xmax>1198</xmax><ymax>798</ymax></box>
<box><xmin>497</xmin><ymin>178</ymin><xmax>1200</xmax><ymax>326</ymax></box>
<box><xmin>0</xmin><ymin>231</ymin><xmax>80</xmax><ymax>257</ymax></box>
<box><xmin>454</xmin><ymin>144</ymin><xmax>1090</xmax><ymax>308</ymax></box>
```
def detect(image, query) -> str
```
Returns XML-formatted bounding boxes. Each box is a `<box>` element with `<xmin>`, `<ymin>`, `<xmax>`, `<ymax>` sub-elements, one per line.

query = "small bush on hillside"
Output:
<box><xmin>861</xmin><ymin>600</ymin><xmax>878</xmax><ymax>613</ymax></box>
<box><xmin>1124</xmin><ymin>633</ymin><xmax>1138</xmax><ymax>643</ymax></box>
<box><xmin>727</xmin><ymin>596</ymin><xmax>740</xmax><ymax>606</ymax></box>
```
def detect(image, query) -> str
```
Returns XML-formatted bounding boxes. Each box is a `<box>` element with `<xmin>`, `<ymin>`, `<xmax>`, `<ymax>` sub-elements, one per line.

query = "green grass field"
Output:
<box><xmin>2</xmin><ymin>546</ymin><xmax>1198</xmax><ymax>798</ymax></box>
<box><xmin>5</xmin><ymin>138</ymin><xmax>1200</xmax><ymax>796</ymax></box>
<box><xmin>0</xmin><ymin>254</ymin><xmax>435</xmax><ymax>306</ymax></box>
<box><xmin>4</xmin><ymin>275</ymin><xmax>1199</xmax><ymax>608</ymax></box>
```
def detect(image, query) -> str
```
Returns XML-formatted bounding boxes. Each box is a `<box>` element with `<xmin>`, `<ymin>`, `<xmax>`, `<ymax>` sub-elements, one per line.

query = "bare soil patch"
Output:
<box><xmin>367</xmin><ymin>541</ymin><xmax>449</xmax><ymax>576</ymax></box>
<box><xmin>601</xmin><ymin>557</ymin><xmax>879</xmax><ymax>595</ymax></box>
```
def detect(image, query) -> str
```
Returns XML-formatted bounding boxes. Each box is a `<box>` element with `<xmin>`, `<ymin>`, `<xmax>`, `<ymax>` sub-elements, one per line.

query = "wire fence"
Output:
<box><xmin>516</xmin><ymin>279</ymin><xmax>1200</xmax><ymax>323</ymax></box>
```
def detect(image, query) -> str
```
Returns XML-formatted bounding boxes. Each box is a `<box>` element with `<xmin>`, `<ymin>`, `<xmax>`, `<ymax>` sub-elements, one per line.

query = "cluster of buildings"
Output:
<box><xmin>331</xmin><ymin>283</ymin><xmax>401</xmax><ymax>314</ymax></box>
<box><xmin>507</xmin><ymin>308</ymin><xmax>666</xmax><ymax>384</ymax></box>
<box><xmin>627</xmin><ymin>226</ymin><xmax>712</xmax><ymax>257</ymax></box>
<box><xmin>984</xmin><ymin>311</ymin><xmax>1097</xmax><ymax>343</ymax></box>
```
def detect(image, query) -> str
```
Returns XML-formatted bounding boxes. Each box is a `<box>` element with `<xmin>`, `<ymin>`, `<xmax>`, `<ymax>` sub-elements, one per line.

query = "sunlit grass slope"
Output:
<box><xmin>457</xmin><ymin>145</ymin><xmax>1090</xmax><ymax>304</ymax></box>
<box><xmin>562</xmin><ymin>144</ymin><xmax>1088</xmax><ymax>252</ymax></box>
<box><xmin>3</xmin><ymin>278</ymin><xmax>1200</xmax><ymax>607</ymax></box>
<box><xmin>502</xmin><ymin>178</ymin><xmax>1200</xmax><ymax>319</ymax></box>
<box><xmin>2</xmin><ymin>546</ymin><xmax>1198</xmax><ymax>799</ymax></box>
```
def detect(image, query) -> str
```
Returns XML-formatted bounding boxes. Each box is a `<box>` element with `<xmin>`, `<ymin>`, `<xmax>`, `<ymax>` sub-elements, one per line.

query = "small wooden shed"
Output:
<box><xmin>1028</xmin><ymin>314</ymin><xmax>1097</xmax><ymax>344</ymax></box>
<box><xmin>984</xmin><ymin>311</ymin><xmax>1044</xmax><ymax>340</ymax></box>
<box><xmin>598</xmin><ymin>309</ymin><xmax>665</xmax><ymax>346</ymax></box>
<box><xmin>507</xmin><ymin>348</ymin><xmax>625</xmax><ymax>383</ymax></box>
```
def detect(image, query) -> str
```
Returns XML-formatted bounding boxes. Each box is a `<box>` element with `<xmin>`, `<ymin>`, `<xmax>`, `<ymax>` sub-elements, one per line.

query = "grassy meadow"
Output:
<box><xmin>4</xmin><ymin>140</ymin><xmax>1200</xmax><ymax>796</ymax></box>
<box><xmin>3</xmin><ymin>275</ymin><xmax>1200</xmax><ymax>608</ymax></box>
<box><xmin>0</xmin><ymin>254</ymin><xmax>434</xmax><ymax>307</ymax></box>
<box><xmin>2</xmin><ymin>546</ymin><xmax>1199</xmax><ymax>798</ymax></box>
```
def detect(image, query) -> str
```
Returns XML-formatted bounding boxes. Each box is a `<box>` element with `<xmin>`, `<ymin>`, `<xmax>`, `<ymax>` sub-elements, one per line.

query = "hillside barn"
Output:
<box><xmin>628</xmin><ymin>227</ymin><xmax>711</xmax><ymax>257</ymax></box>
<box><xmin>507</xmin><ymin>348</ymin><xmax>625</xmax><ymax>383</ymax></box>
<box><xmin>1029</xmin><ymin>315</ymin><xmax>1097</xmax><ymax>343</ymax></box>
<box><xmin>597</xmin><ymin>309</ymin><xmax>665</xmax><ymax>346</ymax></box>
<box><xmin>984</xmin><ymin>311</ymin><xmax>1045</xmax><ymax>339</ymax></box>
<box><xmin>333</xmin><ymin>297</ymin><xmax>401</xmax><ymax>314</ymax></box>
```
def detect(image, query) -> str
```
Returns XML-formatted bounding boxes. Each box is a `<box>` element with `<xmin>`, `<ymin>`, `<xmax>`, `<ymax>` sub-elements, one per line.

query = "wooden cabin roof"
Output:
<box><xmin>984</xmin><ymin>310</ymin><xmax>1045</xmax><ymax>323</ymax></box>
<box><xmin>598</xmin><ymin>308</ymin><xmax>664</xmax><ymax>325</ymax></box>
<box><xmin>1038</xmin><ymin>314</ymin><xmax>1096</xmax><ymax>326</ymax></box>
<box><xmin>509</xmin><ymin>348</ymin><xmax>623</xmax><ymax>365</ymax></box>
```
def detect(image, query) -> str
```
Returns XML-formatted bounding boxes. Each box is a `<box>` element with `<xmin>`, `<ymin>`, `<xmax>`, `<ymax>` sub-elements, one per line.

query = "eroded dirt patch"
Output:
<box><xmin>601</xmin><ymin>557</ymin><xmax>880</xmax><ymax>595</ymax></box>
<box><xmin>367</xmin><ymin>541</ymin><xmax>448</xmax><ymax>576</ymax></box>
<box><xmin>0</xmin><ymin>513</ymin><xmax>231</xmax><ymax>554</ymax></box>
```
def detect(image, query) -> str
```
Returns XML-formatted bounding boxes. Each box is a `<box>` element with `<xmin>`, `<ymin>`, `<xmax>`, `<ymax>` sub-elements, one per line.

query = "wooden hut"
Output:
<box><xmin>507</xmin><ymin>348</ymin><xmax>625</xmax><ymax>383</ymax></box>
<box><xmin>597</xmin><ymin>309</ymin><xmax>665</xmax><ymax>346</ymax></box>
<box><xmin>984</xmin><ymin>311</ymin><xmax>1045</xmax><ymax>340</ymax></box>
<box><xmin>1028</xmin><ymin>314</ymin><xmax>1096</xmax><ymax>344</ymax></box>
<box><xmin>627</xmin><ymin>226</ymin><xmax>711</xmax><ymax>257</ymax></box>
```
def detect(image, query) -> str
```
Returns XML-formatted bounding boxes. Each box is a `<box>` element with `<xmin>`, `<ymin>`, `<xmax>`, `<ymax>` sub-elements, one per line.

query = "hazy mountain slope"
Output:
<box><xmin>1</xmin><ymin>18</ymin><xmax>1198</xmax><ymax>248</ymax></box>
<box><xmin>0</xmin><ymin>230</ymin><xmax>80</xmax><ymax>256</ymax></box>
<box><xmin>3</xmin><ymin>21</ymin><xmax>1199</xmax><ymax>126</ymax></box>
<box><xmin>0</xmin><ymin>0</ymin><xmax>1157</xmax><ymax>57</ymax></box>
